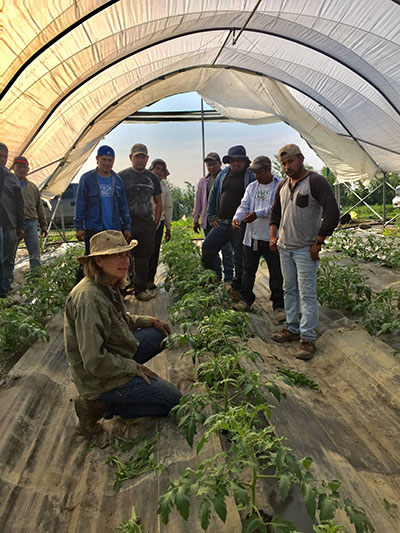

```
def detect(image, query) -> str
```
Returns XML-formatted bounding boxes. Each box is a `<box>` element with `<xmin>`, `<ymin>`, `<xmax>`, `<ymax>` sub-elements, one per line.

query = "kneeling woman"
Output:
<box><xmin>64</xmin><ymin>230</ymin><xmax>182</xmax><ymax>434</ymax></box>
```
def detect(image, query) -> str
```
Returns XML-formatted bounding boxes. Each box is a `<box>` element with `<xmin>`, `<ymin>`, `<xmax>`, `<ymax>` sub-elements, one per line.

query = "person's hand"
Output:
<box><xmin>16</xmin><ymin>229</ymin><xmax>24</xmax><ymax>240</ymax></box>
<box><xmin>41</xmin><ymin>230</ymin><xmax>47</xmax><ymax>239</ymax></box>
<box><xmin>151</xmin><ymin>317</ymin><xmax>171</xmax><ymax>335</ymax></box>
<box><xmin>269</xmin><ymin>237</ymin><xmax>278</xmax><ymax>253</ymax></box>
<box><xmin>193</xmin><ymin>221</ymin><xmax>200</xmax><ymax>234</ymax></box>
<box><xmin>165</xmin><ymin>228</ymin><xmax>171</xmax><ymax>242</ymax></box>
<box><xmin>136</xmin><ymin>364</ymin><xmax>158</xmax><ymax>384</ymax></box>
<box><xmin>243</xmin><ymin>212</ymin><xmax>257</xmax><ymax>223</ymax></box>
<box><xmin>210</xmin><ymin>219</ymin><xmax>219</xmax><ymax>228</ymax></box>
<box><xmin>232</xmin><ymin>218</ymin><xmax>240</xmax><ymax>230</ymax></box>
<box><xmin>310</xmin><ymin>242</ymin><xmax>322</xmax><ymax>262</ymax></box>
<box><xmin>76</xmin><ymin>229</ymin><xmax>85</xmax><ymax>242</ymax></box>
<box><xmin>123</xmin><ymin>230</ymin><xmax>132</xmax><ymax>242</ymax></box>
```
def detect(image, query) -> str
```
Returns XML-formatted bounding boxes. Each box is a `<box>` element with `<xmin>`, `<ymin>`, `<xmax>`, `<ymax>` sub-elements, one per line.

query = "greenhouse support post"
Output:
<box><xmin>382</xmin><ymin>173</ymin><xmax>386</xmax><ymax>225</ymax></box>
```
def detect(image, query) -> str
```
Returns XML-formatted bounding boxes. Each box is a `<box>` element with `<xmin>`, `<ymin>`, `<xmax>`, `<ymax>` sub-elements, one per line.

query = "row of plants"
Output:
<box><xmin>148</xmin><ymin>229</ymin><xmax>373</xmax><ymax>533</ymax></box>
<box><xmin>0</xmin><ymin>245</ymin><xmax>83</xmax><ymax>355</ymax></box>
<box><xmin>326</xmin><ymin>230</ymin><xmax>400</xmax><ymax>270</ymax></box>
<box><xmin>317</xmin><ymin>258</ymin><xmax>400</xmax><ymax>337</ymax></box>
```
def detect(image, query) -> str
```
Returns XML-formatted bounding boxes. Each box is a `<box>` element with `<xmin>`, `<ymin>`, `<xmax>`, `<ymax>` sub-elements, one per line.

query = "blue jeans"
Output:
<box><xmin>99</xmin><ymin>327</ymin><xmax>182</xmax><ymax>419</ymax></box>
<box><xmin>0</xmin><ymin>227</ymin><xmax>19</xmax><ymax>296</ymax></box>
<box><xmin>202</xmin><ymin>221</ymin><xmax>244</xmax><ymax>291</ymax></box>
<box><xmin>204</xmin><ymin>226</ymin><xmax>234</xmax><ymax>282</ymax></box>
<box><xmin>24</xmin><ymin>219</ymin><xmax>41</xmax><ymax>270</ymax></box>
<box><xmin>241</xmin><ymin>242</ymin><xmax>284</xmax><ymax>308</ymax></box>
<box><xmin>279</xmin><ymin>247</ymin><xmax>319</xmax><ymax>342</ymax></box>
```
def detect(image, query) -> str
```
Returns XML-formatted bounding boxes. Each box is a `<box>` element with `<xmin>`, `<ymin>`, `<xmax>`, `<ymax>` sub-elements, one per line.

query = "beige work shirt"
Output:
<box><xmin>21</xmin><ymin>179</ymin><xmax>47</xmax><ymax>231</ymax></box>
<box><xmin>64</xmin><ymin>277</ymin><xmax>153</xmax><ymax>400</ymax></box>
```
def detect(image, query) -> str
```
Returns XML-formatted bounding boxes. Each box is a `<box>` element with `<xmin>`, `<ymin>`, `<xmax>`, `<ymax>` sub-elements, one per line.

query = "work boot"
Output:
<box><xmin>227</xmin><ymin>288</ymin><xmax>241</xmax><ymax>302</ymax></box>
<box><xmin>271</xmin><ymin>327</ymin><xmax>300</xmax><ymax>343</ymax></box>
<box><xmin>295</xmin><ymin>340</ymin><xmax>316</xmax><ymax>360</ymax></box>
<box><xmin>233</xmin><ymin>300</ymin><xmax>251</xmax><ymax>312</ymax></box>
<box><xmin>74</xmin><ymin>396</ymin><xmax>106</xmax><ymax>435</ymax></box>
<box><xmin>136</xmin><ymin>290</ymin><xmax>155</xmax><ymax>302</ymax></box>
<box><xmin>273</xmin><ymin>308</ymin><xmax>286</xmax><ymax>323</ymax></box>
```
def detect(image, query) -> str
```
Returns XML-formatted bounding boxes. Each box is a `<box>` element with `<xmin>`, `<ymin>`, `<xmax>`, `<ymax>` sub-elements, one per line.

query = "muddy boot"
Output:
<box><xmin>74</xmin><ymin>396</ymin><xmax>106</xmax><ymax>435</ymax></box>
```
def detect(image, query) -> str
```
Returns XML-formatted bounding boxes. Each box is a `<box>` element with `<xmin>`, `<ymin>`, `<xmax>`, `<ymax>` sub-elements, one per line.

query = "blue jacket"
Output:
<box><xmin>207</xmin><ymin>166</ymin><xmax>255</xmax><ymax>222</ymax></box>
<box><xmin>74</xmin><ymin>169</ymin><xmax>131</xmax><ymax>232</ymax></box>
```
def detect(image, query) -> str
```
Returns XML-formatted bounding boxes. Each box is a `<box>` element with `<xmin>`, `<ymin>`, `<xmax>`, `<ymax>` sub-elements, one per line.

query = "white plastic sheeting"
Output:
<box><xmin>1</xmin><ymin>0</ymin><xmax>400</xmax><ymax>195</ymax></box>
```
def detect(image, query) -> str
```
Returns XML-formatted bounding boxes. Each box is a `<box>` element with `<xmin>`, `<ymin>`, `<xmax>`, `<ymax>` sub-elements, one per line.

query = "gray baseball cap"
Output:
<box><xmin>204</xmin><ymin>152</ymin><xmax>221</xmax><ymax>162</ymax></box>
<box><xmin>278</xmin><ymin>144</ymin><xmax>302</xmax><ymax>162</ymax></box>
<box><xmin>130</xmin><ymin>143</ymin><xmax>148</xmax><ymax>156</ymax></box>
<box><xmin>248</xmin><ymin>155</ymin><xmax>271</xmax><ymax>171</ymax></box>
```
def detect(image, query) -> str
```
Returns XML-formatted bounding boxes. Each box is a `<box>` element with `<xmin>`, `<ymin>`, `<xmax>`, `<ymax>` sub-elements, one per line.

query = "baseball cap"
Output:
<box><xmin>13</xmin><ymin>156</ymin><xmax>29</xmax><ymax>165</ymax></box>
<box><xmin>248</xmin><ymin>155</ymin><xmax>271</xmax><ymax>171</ymax></box>
<box><xmin>97</xmin><ymin>145</ymin><xmax>115</xmax><ymax>158</ymax></box>
<box><xmin>278</xmin><ymin>144</ymin><xmax>302</xmax><ymax>162</ymax></box>
<box><xmin>130</xmin><ymin>143</ymin><xmax>148</xmax><ymax>156</ymax></box>
<box><xmin>204</xmin><ymin>152</ymin><xmax>221</xmax><ymax>163</ymax></box>
<box><xmin>149</xmin><ymin>158</ymin><xmax>170</xmax><ymax>176</ymax></box>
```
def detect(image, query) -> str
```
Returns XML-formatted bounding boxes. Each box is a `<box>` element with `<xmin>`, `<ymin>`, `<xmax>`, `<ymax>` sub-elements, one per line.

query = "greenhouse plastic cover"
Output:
<box><xmin>1</xmin><ymin>0</ymin><xmax>400</xmax><ymax>197</ymax></box>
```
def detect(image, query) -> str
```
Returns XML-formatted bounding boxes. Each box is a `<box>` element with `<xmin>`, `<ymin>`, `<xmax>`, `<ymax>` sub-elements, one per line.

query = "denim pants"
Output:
<box><xmin>0</xmin><ymin>227</ymin><xmax>19</xmax><ymax>296</ymax></box>
<box><xmin>24</xmin><ymin>219</ymin><xmax>41</xmax><ymax>270</ymax></box>
<box><xmin>241</xmin><ymin>242</ymin><xmax>284</xmax><ymax>309</ymax></box>
<box><xmin>279</xmin><ymin>247</ymin><xmax>319</xmax><ymax>342</ymax></box>
<box><xmin>99</xmin><ymin>327</ymin><xmax>182</xmax><ymax>419</ymax></box>
<box><xmin>204</xmin><ymin>225</ymin><xmax>234</xmax><ymax>282</ymax></box>
<box><xmin>202</xmin><ymin>221</ymin><xmax>244</xmax><ymax>291</ymax></box>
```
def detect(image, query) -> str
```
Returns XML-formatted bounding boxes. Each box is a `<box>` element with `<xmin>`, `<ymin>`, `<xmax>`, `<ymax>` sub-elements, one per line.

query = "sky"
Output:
<box><xmin>77</xmin><ymin>91</ymin><xmax>324</xmax><ymax>189</ymax></box>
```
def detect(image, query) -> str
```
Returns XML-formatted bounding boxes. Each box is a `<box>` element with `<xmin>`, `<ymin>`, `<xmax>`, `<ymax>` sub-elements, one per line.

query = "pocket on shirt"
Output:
<box><xmin>296</xmin><ymin>194</ymin><xmax>309</xmax><ymax>208</ymax></box>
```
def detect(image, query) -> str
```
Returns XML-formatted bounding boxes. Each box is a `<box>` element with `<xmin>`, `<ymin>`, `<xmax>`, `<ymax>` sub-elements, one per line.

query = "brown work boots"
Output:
<box><xmin>271</xmin><ymin>327</ymin><xmax>300</xmax><ymax>343</ymax></box>
<box><xmin>271</xmin><ymin>327</ymin><xmax>316</xmax><ymax>360</ymax></box>
<box><xmin>74</xmin><ymin>396</ymin><xmax>106</xmax><ymax>435</ymax></box>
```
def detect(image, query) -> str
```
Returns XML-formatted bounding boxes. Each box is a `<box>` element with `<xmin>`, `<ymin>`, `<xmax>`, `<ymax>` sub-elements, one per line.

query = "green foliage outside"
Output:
<box><xmin>0</xmin><ymin>244</ymin><xmax>83</xmax><ymax>355</ymax></box>
<box><xmin>168</xmin><ymin>180</ymin><xmax>195</xmax><ymax>221</ymax></box>
<box><xmin>156</xmin><ymin>228</ymin><xmax>373</xmax><ymax>533</ymax></box>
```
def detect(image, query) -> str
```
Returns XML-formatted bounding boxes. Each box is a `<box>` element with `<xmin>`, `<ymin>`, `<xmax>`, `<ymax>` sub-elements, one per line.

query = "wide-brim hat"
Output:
<box><xmin>77</xmin><ymin>230</ymin><xmax>138</xmax><ymax>263</ymax></box>
<box><xmin>222</xmin><ymin>145</ymin><xmax>251</xmax><ymax>165</ymax></box>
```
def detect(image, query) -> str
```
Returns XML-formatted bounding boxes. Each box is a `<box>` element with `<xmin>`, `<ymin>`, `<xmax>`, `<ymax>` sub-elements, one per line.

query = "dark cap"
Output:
<box><xmin>13</xmin><ymin>156</ymin><xmax>29</xmax><ymax>165</ymax></box>
<box><xmin>222</xmin><ymin>145</ymin><xmax>250</xmax><ymax>165</ymax></box>
<box><xmin>149</xmin><ymin>158</ymin><xmax>170</xmax><ymax>176</ymax></box>
<box><xmin>248</xmin><ymin>155</ymin><xmax>271</xmax><ymax>171</ymax></box>
<box><xmin>130</xmin><ymin>143</ymin><xmax>148</xmax><ymax>156</ymax></box>
<box><xmin>97</xmin><ymin>145</ymin><xmax>115</xmax><ymax>158</ymax></box>
<box><xmin>204</xmin><ymin>152</ymin><xmax>221</xmax><ymax>163</ymax></box>
<box><xmin>278</xmin><ymin>144</ymin><xmax>302</xmax><ymax>162</ymax></box>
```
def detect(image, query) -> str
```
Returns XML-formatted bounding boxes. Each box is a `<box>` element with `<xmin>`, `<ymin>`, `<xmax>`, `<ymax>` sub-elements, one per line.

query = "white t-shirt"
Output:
<box><xmin>251</xmin><ymin>182</ymin><xmax>275</xmax><ymax>241</ymax></box>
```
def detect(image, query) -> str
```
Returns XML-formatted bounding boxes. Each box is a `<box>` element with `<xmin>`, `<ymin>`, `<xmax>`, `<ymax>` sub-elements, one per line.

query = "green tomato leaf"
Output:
<box><xmin>212</xmin><ymin>495</ymin><xmax>227</xmax><ymax>523</ymax></box>
<box><xmin>301</xmin><ymin>456</ymin><xmax>313</xmax><ymax>470</ymax></box>
<box><xmin>269</xmin><ymin>514</ymin><xmax>296</xmax><ymax>532</ymax></box>
<box><xmin>242</xmin><ymin>512</ymin><xmax>267</xmax><ymax>533</ymax></box>
<box><xmin>303</xmin><ymin>483</ymin><xmax>317</xmax><ymax>519</ymax></box>
<box><xmin>199</xmin><ymin>499</ymin><xmax>211</xmax><ymax>531</ymax></box>
<box><xmin>232</xmin><ymin>483</ymin><xmax>249</xmax><ymax>507</ymax></box>
<box><xmin>278</xmin><ymin>474</ymin><xmax>291</xmax><ymax>502</ymax></box>
<box><xmin>318</xmin><ymin>494</ymin><xmax>337</xmax><ymax>521</ymax></box>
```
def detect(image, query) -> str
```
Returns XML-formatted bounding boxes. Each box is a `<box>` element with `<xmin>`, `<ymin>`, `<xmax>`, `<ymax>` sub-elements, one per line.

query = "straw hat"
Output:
<box><xmin>77</xmin><ymin>230</ymin><xmax>137</xmax><ymax>263</ymax></box>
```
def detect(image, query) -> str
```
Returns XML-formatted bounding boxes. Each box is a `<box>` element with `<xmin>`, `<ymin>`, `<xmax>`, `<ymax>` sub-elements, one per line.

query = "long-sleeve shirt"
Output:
<box><xmin>234</xmin><ymin>174</ymin><xmax>281</xmax><ymax>246</ymax></box>
<box><xmin>20</xmin><ymin>179</ymin><xmax>47</xmax><ymax>232</ymax></box>
<box><xmin>160</xmin><ymin>179</ymin><xmax>173</xmax><ymax>229</ymax></box>
<box><xmin>64</xmin><ymin>277</ymin><xmax>153</xmax><ymax>400</ymax></box>
<box><xmin>0</xmin><ymin>167</ymin><xmax>25</xmax><ymax>230</ymax></box>
<box><xmin>269</xmin><ymin>171</ymin><xmax>339</xmax><ymax>249</ymax></box>
<box><xmin>192</xmin><ymin>174</ymin><xmax>210</xmax><ymax>230</ymax></box>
